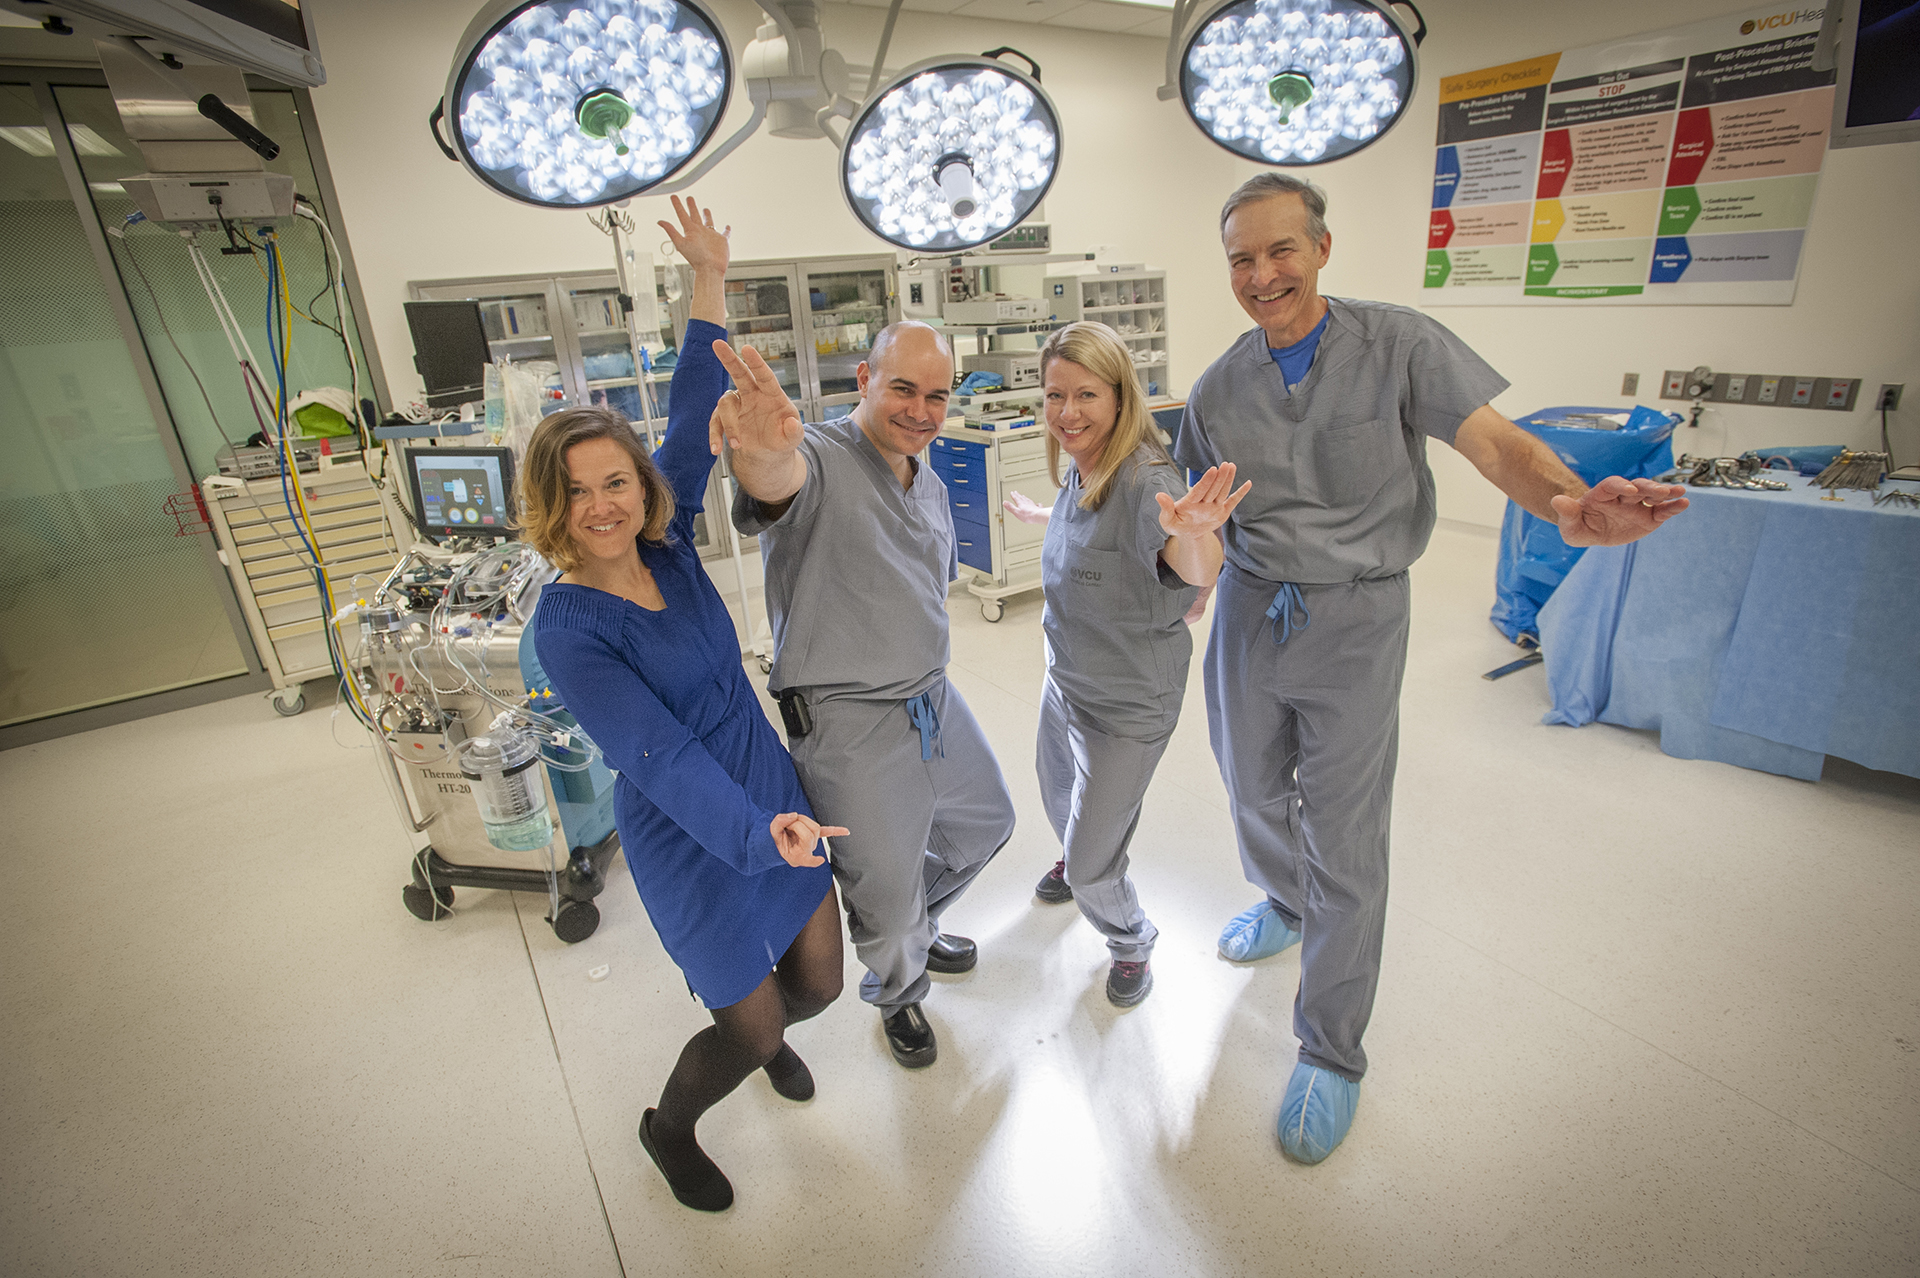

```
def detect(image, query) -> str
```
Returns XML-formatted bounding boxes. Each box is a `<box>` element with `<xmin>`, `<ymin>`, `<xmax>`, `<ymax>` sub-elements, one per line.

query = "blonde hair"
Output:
<box><xmin>1040</xmin><ymin>321</ymin><xmax>1173</xmax><ymax>511</ymax></box>
<box><xmin>517</xmin><ymin>407</ymin><xmax>674</xmax><ymax>573</ymax></box>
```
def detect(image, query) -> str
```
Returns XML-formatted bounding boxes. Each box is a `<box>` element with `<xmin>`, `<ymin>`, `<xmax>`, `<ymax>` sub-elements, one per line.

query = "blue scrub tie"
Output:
<box><xmin>906</xmin><ymin>692</ymin><xmax>944</xmax><ymax>762</ymax></box>
<box><xmin>1266</xmin><ymin>583</ymin><xmax>1311</xmax><ymax>645</ymax></box>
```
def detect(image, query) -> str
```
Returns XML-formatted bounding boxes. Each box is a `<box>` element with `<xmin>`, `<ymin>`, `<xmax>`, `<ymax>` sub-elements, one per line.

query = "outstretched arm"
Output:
<box><xmin>709</xmin><ymin>340</ymin><xmax>808</xmax><ymax>510</ymax></box>
<box><xmin>652</xmin><ymin>196</ymin><xmax>732</xmax><ymax>509</ymax></box>
<box><xmin>1453</xmin><ymin>405</ymin><xmax>1688</xmax><ymax>547</ymax></box>
<box><xmin>1156</xmin><ymin>463</ymin><xmax>1250</xmax><ymax>587</ymax></box>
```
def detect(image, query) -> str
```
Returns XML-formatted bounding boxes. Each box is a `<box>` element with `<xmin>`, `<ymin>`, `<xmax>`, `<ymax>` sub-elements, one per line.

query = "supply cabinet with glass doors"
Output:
<box><xmin>719</xmin><ymin>253</ymin><xmax>899</xmax><ymax>423</ymax></box>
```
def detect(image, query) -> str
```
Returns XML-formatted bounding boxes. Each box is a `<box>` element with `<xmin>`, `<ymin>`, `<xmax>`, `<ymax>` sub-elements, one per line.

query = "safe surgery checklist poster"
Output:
<box><xmin>1423</xmin><ymin>6</ymin><xmax>1835</xmax><ymax>306</ymax></box>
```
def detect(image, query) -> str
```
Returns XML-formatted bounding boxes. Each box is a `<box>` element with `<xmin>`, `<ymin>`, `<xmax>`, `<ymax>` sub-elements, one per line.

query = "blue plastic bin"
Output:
<box><xmin>1490</xmin><ymin>405</ymin><xmax>1679</xmax><ymax>645</ymax></box>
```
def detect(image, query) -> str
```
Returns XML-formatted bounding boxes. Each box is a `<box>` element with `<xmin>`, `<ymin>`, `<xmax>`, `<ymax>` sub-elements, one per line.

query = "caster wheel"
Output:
<box><xmin>567</xmin><ymin>856</ymin><xmax>606</xmax><ymax>899</ymax></box>
<box><xmin>757</xmin><ymin>655</ymin><xmax>773</xmax><ymax>674</ymax></box>
<box><xmin>551</xmin><ymin>899</ymin><xmax>600</xmax><ymax>943</ymax></box>
<box><xmin>402</xmin><ymin>883</ymin><xmax>452</xmax><ymax>922</ymax></box>
<box><xmin>980</xmin><ymin>600</ymin><xmax>1004</xmax><ymax>623</ymax></box>
<box><xmin>272</xmin><ymin>690</ymin><xmax>306</xmax><ymax>716</ymax></box>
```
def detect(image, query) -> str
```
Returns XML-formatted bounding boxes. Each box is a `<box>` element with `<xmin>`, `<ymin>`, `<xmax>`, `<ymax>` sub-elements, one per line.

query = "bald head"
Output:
<box><xmin>868</xmin><ymin>320</ymin><xmax>954</xmax><ymax>380</ymax></box>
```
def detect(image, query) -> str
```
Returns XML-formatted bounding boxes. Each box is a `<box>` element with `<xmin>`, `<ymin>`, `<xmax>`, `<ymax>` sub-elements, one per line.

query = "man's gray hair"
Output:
<box><xmin>1219</xmin><ymin>173</ymin><xmax>1329</xmax><ymax>243</ymax></box>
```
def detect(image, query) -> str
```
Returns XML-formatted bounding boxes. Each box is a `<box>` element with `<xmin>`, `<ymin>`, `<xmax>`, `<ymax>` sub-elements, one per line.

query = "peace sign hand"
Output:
<box><xmin>709</xmin><ymin>339</ymin><xmax>804</xmax><ymax>458</ymax></box>
<box><xmin>1157</xmin><ymin>463</ymin><xmax>1251</xmax><ymax>540</ymax></box>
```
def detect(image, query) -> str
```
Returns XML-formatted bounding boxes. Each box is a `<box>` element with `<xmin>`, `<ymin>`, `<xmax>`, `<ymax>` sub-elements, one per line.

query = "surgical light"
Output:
<box><xmin>431</xmin><ymin>0</ymin><xmax>733</xmax><ymax>209</ymax></box>
<box><xmin>839</xmin><ymin>54</ymin><xmax>1061</xmax><ymax>252</ymax></box>
<box><xmin>1170</xmin><ymin>0</ymin><xmax>1423</xmax><ymax>166</ymax></box>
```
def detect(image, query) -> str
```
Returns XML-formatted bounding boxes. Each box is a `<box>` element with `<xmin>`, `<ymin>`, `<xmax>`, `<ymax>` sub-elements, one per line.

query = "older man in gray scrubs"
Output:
<box><xmin>710</xmin><ymin>322</ymin><xmax>1015</xmax><ymax>1069</ymax></box>
<box><xmin>1178</xmin><ymin>173</ymin><xmax>1689</xmax><ymax>1163</ymax></box>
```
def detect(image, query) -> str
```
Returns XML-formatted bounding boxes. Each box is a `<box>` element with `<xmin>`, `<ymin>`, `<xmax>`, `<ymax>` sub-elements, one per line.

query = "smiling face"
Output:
<box><xmin>563</xmin><ymin>436</ymin><xmax>644</xmax><ymax>566</ymax></box>
<box><xmin>853</xmin><ymin>324</ymin><xmax>955</xmax><ymax>463</ymax></box>
<box><xmin>1043</xmin><ymin>357</ymin><xmax>1119</xmax><ymax>469</ymax></box>
<box><xmin>1223</xmin><ymin>192</ymin><xmax>1332</xmax><ymax>348</ymax></box>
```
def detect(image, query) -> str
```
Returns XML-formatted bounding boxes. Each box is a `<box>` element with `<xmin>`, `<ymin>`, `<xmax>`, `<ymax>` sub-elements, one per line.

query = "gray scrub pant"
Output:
<box><xmin>1036</xmin><ymin>677</ymin><xmax>1164</xmax><ymax>963</ymax></box>
<box><xmin>787</xmin><ymin>675</ymin><xmax>1015</xmax><ymax>1013</ymax></box>
<box><xmin>1204</xmin><ymin>563</ymin><xmax>1411</xmax><ymax>1081</ymax></box>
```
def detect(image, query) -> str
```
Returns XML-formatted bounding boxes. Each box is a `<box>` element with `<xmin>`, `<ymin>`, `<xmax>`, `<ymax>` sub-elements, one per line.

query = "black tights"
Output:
<box><xmin>649</xmin><ymin>885</ymin><xmax>843</xmax><ymax>1159</ymax></box>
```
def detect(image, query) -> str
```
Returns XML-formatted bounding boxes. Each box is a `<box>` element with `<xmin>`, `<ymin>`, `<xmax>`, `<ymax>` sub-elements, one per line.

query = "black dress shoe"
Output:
<box><xmin>764</xmin><ymin>1042</ymin><xmax>815</xmax><ymax>1102</ymax></box>
<box><xmin>639</xmin><ymin>1109</ymin><xmax>734</xmax><ymax>1212</ymax></box>
<box><xmin>882</xmin><ymin>1002</ymin><xmax>938</xmax><ymax>1068</ymax></box>
<box><xmin>925</xmin><ymin>932</ymin><xmax>977</xmax><ymax>974</ymax></box>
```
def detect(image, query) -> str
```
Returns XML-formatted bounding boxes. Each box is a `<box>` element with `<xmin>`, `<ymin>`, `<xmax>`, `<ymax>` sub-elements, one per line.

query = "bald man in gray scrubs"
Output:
<box><xmin>711</xmin><ymin>322</ymin><xmax>1015</xmax><ymax>1070</ymax></box>
<box><xmin>1178</xmin><ymin>174</ymin><xmax>1690</xmax><ymax>1163</ymax></box>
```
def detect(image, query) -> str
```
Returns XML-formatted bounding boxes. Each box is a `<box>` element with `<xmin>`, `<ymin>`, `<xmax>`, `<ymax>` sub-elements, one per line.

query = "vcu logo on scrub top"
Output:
<box><xmin>1071</xmin><ymin>566</ymin><xmax>1103</xmax><ymax>583</ymax></box>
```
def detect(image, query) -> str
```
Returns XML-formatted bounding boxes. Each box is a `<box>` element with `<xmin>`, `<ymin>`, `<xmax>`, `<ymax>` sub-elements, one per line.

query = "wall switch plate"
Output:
<box><xmin>1880</xmin><ymin>384</ymin><xmax>1905</xmax><ymax>411</ymax></box>
<box><xmin>1757</xmin><ymin>377</ymin><xmax>1780</xmax><ymax>403</ymax></box>
<box><xmin>1622</xmin><ymin>372</ymin><xmax>1639</xmax><ymax>396</ymax></box>
<box><xmin>1724</xmin><ymin>375</ymin><xmax>1748</xmax><ymax>401</ymax></box>
<box><xmin>1790</xmin><ymin>378</ymin><xmax>1816</xmax><ymax>405</ymax></box>
<box><xmin>1825</xmin><ymin>379</ymin><xmax>1854</xmax><ymax>408</ymax></box>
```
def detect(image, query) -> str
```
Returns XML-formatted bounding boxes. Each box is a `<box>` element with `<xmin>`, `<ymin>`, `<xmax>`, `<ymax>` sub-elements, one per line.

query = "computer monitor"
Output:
<box><xmin>1829</xmin><ymin>0</ymin><xmax>1920</xmax><ymax>149</ymax></box>
<box><xmin>404</xmin><ymin>300</ymin><xmax>492</xmax><ymax>410</ymax></box>
<box><xmin>405</xmin><ymin>446</ymin><xmax>516</xmax><ymax>543</ymax></box>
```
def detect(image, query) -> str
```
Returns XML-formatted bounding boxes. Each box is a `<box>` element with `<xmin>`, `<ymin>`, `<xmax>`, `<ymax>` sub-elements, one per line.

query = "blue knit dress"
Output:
<box><xmin>533</xmin><ymin>319</ymin><xmax>833</xmax><ymax>1008</ymax></box>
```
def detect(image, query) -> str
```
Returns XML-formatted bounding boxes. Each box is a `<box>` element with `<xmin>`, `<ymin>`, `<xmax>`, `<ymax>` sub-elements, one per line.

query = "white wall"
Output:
<box><xmin>308</xmin><ymin>0</ymin><xmax>1920</xmax><ymax>529</ymax></box>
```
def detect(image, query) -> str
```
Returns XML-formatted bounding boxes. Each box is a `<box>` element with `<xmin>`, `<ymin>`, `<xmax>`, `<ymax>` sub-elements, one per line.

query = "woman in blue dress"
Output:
<box><xmin>526</xmin><ymin>197</ymin><xmax>843</xmax><ymax>1214</ymax></box>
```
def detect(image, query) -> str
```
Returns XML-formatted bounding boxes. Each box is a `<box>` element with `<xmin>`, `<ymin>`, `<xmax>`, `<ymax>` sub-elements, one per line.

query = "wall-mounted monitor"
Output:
<box><xmin>1830</xmin><ymin>0</ymin><xmax>1920</xmax><ymax>149</ymax></box>
<box><xmin>405</xmin><ymin>446</ymin><xmax>516</xmax><ymax>543</ymax></box>
<box><xmin>0</xmin><ymin>0</ymin><xmax>325</xmax><ymax>86</ymax></box>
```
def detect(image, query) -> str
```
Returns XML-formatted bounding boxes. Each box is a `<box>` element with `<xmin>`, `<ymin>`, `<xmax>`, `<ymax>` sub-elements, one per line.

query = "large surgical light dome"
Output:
<box><xmin>840</xmin><ymin>56</ymin><xmax>1062</xmax><ymax>252</ymax></box>
<box><xmin>1180</xmin><ymin>0</ymin><xmax>1422</xmax><ymax>166</ymax></box>
<box><xmin>435</xmin><ymin>0</ymin><xmax>733</xmax><ymax>208</ymax></box>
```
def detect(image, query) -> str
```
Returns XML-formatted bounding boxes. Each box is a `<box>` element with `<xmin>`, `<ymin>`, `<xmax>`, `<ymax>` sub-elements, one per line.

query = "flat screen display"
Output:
<box><xmin>406</xmin><ymin>446</ymin><xmax>516</xmax><ymax>542</ymax></box>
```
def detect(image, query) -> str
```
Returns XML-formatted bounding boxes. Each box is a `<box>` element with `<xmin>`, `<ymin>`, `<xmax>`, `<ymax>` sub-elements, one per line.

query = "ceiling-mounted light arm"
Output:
<box><xmin>864</xmin><ymin>0</ymin><xmax>906</xmax><ymax>100</ymax></box>
<box><xmin>1157</xmin><ymin>0</ymin><xmax>1208</xmax><ymax>100</ymax></box>
<box><xmin>648</xmin><ymin>77</ymin><xmax>773</xmax><ymax>196</ymax></box>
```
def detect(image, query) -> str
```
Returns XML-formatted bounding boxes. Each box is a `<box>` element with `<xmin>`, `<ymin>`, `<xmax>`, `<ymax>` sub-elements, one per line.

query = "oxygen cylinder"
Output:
<box><xmin>461</xmin><ymin>712</ymin><xmax>555</xmax><ymax>852</ymax></box>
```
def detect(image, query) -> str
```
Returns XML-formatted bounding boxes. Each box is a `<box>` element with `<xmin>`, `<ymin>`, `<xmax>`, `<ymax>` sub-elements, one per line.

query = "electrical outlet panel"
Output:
<box><xmin>1879</xmin><ymin>384</ymin><xmax>1905</xmax><ymax>411</ymax></box>
<box><xmin>1659</xmin><ymin>371</ymin><xmax>1859</xmax><ymax>410</ymax></box>
<box><xmin>1621</xmin><ymin>372</ymin><xmax>1639</xmax><ymax>396</ymax></box>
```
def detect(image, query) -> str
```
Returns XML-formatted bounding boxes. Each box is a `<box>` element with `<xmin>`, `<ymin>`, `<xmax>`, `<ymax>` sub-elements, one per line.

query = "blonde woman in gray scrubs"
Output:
<box><xmin>1004</xmin><ymin>321</ymin><xmax>1249</xmax><ymax>1006</ymax></box>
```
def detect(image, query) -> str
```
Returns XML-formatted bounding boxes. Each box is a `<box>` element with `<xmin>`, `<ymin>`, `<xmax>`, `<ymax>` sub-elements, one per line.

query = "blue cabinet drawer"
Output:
<box><xmin>931</xmin><ymin>436</ymin><xmax>987</xmax><ymax>467</ymax></box>
<box><xmin>941</xmin><ymin>470</ymin><xmax>980</xmax><ymax>494</ymax></box>
<box><xmin>947</xmin><ymin>496</ymin><xmax>990</xmax><ymax>526</ymax></box>
<box><xmin>955</xmin><ymin>534</ymin><xmax>993</xmax><ymax>572</ymax></box>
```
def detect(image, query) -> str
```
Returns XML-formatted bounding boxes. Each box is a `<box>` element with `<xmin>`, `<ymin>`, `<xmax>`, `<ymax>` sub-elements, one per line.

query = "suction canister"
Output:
<box><xmin>461</xmin><ymin>712</ymin><xmax>555</xmax><ymax>852</ymax></box>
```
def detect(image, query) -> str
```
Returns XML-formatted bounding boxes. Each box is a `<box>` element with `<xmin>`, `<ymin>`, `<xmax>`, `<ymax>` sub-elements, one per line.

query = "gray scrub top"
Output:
<box><xmin>1174</xmin><ymin>297</ymin><xmax>1509</xmax><ymax>585</ymax></box>
<box><xmin>734</xmin><ymin>416</ymin><xmax>956</xmax><ymax>702</ymax></box>
<box><xmin>1042</xmin><ymin>447</ymin><xmax>1198</xmax><ymax>736</ymax></box>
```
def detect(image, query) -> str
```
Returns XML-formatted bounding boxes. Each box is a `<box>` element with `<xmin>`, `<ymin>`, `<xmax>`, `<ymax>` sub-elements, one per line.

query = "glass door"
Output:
<box><xmin>0</xmin><ymin>80</ymin><xmax>251</xmax><ymax>727</ymax></box>
<box><xmin>801</xmin><ymin>259</ymin><xmax>894</xmax><ymax>416</ymax></box>
<box><xmin>720</xmin><ymin>265</ymin><xmax>803</xmax><ymax>407</ymax></box>
<box><xmin>556</xmin><ymin>269</ymin><xmax>678</xmax><ymax>425</ymax></box>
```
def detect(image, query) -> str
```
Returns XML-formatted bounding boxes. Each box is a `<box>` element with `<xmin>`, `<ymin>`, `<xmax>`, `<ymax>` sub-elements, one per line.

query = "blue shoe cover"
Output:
<box><xmin>1217</xmin><ymin>901</ymin><xmax>1301</xmax><ymax>962</ymax></box>
<box><xmin>1277</xmin><ymin>1062</ymin><xmax>1359</xmax><ymax>1164</ymax></box>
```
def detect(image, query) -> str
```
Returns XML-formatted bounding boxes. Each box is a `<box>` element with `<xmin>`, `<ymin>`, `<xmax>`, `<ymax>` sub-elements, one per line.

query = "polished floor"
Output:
<box><xmin>3</xmin><ymin>523</ymin><xmax>1915</xmax><ymax>1277</ymax></box>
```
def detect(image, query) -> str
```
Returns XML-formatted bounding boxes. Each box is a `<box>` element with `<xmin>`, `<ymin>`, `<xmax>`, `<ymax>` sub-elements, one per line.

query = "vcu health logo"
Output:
<box><xmin>1741</xmin><ymin>6</ymin><xmax>1823</xmax><ymax>34</ymax></box>
<box><xmin>1070</xmin><ymin>566</ymin><xmax>1103</xmax><ymax>583</ymax></box>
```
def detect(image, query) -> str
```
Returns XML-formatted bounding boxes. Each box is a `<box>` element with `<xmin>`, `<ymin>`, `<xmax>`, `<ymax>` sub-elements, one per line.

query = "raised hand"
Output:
<box><xmin>1551</xmin><ymin>475</ymin><xmax>1689</xmax><ymax>548</ymax></box>
<box><xmin>657</xmin><ymin>194</ymin><xmax>729</xmax><ymax>275</ymax></box>
<box><xmin>769</xmin><ymin>811</ymin><xmax>850</xmax><ymax>868</ymax></box>
<box><xmin>709</xmin><ymin>338</ymin><xmax>804</xmax><ymax>458</ymax></box>
<box><xmin>1003</xmin><ymin>489</ymin><xmax>1052</xmax><ymax>525</ymax></box>
<box><xmin>1157</xmin><ymin>463</ymin><xmax>1251</xmax><ymax>540</ymax></box>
